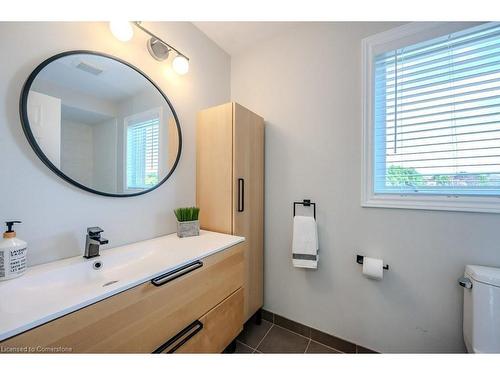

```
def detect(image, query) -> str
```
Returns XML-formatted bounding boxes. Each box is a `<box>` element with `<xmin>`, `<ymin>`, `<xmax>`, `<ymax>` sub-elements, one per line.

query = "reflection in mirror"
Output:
<box><xmin>24</xmin><ymin>52</ymin><xmax>180</xmax><ymax>196</ymax></box>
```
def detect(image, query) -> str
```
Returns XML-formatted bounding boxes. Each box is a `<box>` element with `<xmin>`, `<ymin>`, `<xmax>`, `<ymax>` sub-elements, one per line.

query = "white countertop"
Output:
<box><xmin>0</xmin><ymin>230</ymin><xmax>244</xmax><ymax>341</ymax></box>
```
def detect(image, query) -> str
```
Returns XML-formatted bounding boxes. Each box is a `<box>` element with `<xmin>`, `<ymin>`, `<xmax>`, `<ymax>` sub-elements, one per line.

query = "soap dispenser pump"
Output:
<box><xmin>0</xmin><ymin>221</ymin><xmax>28</xmax><ymax>281</ymax></box>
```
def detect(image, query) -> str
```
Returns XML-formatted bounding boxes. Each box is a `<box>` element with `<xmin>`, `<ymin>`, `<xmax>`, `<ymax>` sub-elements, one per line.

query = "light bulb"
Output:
<box><xmin>172</xmin><ymin>55</ymin><xmax>189</xmax><ymax>75</ymax></box>
<box><xmin>109</xmin><ymin>21</ymin><xmax>134</xmax><ymax>42</ymax></box>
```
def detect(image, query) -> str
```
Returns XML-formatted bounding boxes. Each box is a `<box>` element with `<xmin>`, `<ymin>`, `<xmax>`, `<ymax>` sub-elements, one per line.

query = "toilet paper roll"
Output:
<box><xmin>362</xmin><ymin>257</ymin><xmax>384</xmax><ymax>280</ymax></box>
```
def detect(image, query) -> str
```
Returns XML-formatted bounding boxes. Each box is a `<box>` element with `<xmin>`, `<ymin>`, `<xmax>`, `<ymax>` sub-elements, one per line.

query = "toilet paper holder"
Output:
<box><xmin>356</xmin><ymin>255</ymin><xmax>389</xmax><ymax>270</ymax></box>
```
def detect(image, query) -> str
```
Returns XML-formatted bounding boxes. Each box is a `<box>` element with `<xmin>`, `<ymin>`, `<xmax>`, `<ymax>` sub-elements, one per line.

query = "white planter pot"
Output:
<box><xmin>176</xmin><ymin>220</ymin><xmax>200</xmax><ymax>238</ymax></box>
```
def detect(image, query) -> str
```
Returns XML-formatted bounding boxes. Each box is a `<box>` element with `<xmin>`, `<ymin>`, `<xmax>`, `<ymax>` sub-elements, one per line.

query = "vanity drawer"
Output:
<box><xmin>157</xmin><ymin>287</ymin><xmax>243</xmax><ymax>353</ymax></box>
<box><xmin>0</xmin><ymin>243</ymin><xmax>244</xmax><ymax>353</ymax></box>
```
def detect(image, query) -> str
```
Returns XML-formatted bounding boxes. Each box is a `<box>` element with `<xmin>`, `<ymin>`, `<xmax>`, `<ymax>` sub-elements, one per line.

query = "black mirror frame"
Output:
<box><xmin>19</xmin><ymin>50</ymin><xmax>182</xmax><ymax>198</ymax></box>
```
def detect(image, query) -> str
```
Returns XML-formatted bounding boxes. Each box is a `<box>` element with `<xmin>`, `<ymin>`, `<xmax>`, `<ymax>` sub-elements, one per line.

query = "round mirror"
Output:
<box><xmin>20</xmin><ymin>50</ymin><xmax>182</xmax><ymax>197</ymax></box>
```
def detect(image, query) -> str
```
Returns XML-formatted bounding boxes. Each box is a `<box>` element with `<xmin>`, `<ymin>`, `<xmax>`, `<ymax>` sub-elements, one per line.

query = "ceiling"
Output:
<box><xmin>192</xmin><ymin>22</ymin><xmax>302</xmax><ymax>56</ymax></box>
<box><xmin>34</xmin><ymin>54</ymin><xmax>151</xmax><ymax>102</ymax></box>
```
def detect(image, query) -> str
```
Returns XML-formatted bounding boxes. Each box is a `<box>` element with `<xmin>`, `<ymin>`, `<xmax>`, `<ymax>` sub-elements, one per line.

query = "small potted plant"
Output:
<box><xmin>174</xmin><ymin>207</ymin><xmax>200</xmax><ymax>238</ymax></box>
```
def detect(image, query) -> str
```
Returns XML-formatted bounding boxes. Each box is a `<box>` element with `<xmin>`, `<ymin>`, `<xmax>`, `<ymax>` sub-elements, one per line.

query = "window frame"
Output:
<box><xmin>361</xmin><ymin>21</ymin><xmax>500</xmax><ymax>214</ymax></box>
<box><xmin>123</xmin><ymin>107</ymin><xmax>164</xmax><ymax>193</ymax></box>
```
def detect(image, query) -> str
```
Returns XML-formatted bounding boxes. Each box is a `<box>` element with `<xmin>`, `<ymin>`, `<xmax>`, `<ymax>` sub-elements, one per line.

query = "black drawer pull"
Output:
<box><xmin>153</xmin><ymin>320</ymin><xmax>204</xmax><ymax>353</ymax></box>
<box><xmin>151</xmin><ymin>260</ymin><xmax>203</xmax><ymax>287</ymax></box>
<box><xmin>238</xmin><ymin>178</ymin><xmax>245</xmax><ymax>212</ymax></box>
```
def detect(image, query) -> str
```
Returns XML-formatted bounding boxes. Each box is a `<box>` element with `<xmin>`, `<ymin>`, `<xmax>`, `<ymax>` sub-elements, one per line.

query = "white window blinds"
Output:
<box><xmin>374</xmin><ymin>22</ymin><xmax>500</xmax><ymax>196</ymax></box>
<box><xmin>126</xmin><ymin>114</ymin><xmax>160</xmax><ymax>189</ymax></box>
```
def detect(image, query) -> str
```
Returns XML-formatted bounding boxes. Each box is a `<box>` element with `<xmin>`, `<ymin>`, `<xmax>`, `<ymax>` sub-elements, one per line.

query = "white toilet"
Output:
<box><xmin>461</xmin><ymin>265</ymin><xmax>500</xmax><ymax>353</ymax></box>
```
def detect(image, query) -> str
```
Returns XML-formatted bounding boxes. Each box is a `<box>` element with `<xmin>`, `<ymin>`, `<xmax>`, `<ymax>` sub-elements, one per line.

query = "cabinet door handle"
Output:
<box><xmin>153</xmin><ymin>320</ymin><xmax>204</xmax><ymax>353</ymax></box>
<box><xmin>238</xmin><ymin>178</ymin><xmax>245</xmax><ymax>212</ymax></box>
<box><xmin>151</xmin><ymin>260</ymin><xmax>203</xmax><ymax>287</ymax></box>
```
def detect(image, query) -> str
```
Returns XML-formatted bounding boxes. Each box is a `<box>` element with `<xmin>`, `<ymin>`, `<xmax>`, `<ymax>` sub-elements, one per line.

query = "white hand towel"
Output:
<box><xmin>292</xmin><ymin>215</ymin><xmax>319</xmax><ymax>269</ymax></box>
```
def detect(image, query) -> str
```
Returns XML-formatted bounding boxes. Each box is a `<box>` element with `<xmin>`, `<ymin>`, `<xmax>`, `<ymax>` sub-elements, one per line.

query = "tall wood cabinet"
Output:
<box><xmin>196</xmin><ymin>102</ymin><xmax>264</xmax><ymax>322</ymax></box>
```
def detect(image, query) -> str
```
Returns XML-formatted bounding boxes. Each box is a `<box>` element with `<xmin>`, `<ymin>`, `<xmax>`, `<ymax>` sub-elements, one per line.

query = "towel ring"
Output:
<box><xmin>293</xmin><ymin>199</ymin><xmax>316</xmax><ymax>219</ymax></box>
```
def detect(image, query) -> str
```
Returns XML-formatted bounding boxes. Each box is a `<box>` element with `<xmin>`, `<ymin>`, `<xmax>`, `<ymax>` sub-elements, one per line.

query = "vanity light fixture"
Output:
<box><xmin>109</xmin><ymin>21</ymin><xmax>134</xmax><ymax>42</ymax></box>
<box><xmin>109</xmin><ymin>21</ymin><xmax>190</xmax><ymax>75</ymax></box>
<box><xmin>172</xmin><ymin>55</ymin><xmax>189</xmax><ymax>75</ymax></box>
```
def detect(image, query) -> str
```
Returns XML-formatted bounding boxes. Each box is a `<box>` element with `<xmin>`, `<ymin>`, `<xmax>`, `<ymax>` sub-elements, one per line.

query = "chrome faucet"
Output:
<box><xmin>84</xmin><ymin>227</ymin><xmax>108</xmax><ymax>259</ymax></box>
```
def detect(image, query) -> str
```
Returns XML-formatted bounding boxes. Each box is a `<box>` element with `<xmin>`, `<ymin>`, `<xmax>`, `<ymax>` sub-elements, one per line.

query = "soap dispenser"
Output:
<box><xmin>0</xmin><ymin>221</ymin><xmax>28</xmax><ymax>281</ymax></box>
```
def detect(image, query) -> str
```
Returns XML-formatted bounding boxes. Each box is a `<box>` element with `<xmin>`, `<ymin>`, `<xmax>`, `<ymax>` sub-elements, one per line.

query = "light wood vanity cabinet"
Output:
<box><xmin>196</xmin><ymin>102</ymin><xmax>264</xmax><ymax>322</ymax></box>
<box><xmin>174</xmin><ymin>288</ymin><xmax>243</xmax><ymax>353</ymax></box>
<box><xmin>0</xmin><ymin>243</ymin><xmax>244</xmax><ymax>353</ymax></box>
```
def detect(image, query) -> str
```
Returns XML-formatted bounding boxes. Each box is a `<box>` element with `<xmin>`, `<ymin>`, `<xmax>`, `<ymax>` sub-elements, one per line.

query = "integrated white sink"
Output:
<box><xmin>0</xmin><ymin>230</ymin><xmax>244</xmax><ymax>341</ymax></box>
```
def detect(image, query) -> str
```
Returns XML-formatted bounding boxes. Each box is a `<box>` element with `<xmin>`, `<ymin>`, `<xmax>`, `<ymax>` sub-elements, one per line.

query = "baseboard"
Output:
<box><xmin>261</xmin><ymin>309</ymin><xmax>377</xmax><ymax>353</ymax></box>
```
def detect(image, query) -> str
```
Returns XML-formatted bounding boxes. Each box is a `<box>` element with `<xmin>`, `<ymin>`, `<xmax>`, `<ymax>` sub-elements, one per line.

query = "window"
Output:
<box><xmin>125</xmin><ymin>109</ymin><xmax>161</xmax><ymax>190</ymax></box>
<box><xmin>362</xmin><ymin>22</ymin><xmax>500</xmax><ymax>213</ymax></box>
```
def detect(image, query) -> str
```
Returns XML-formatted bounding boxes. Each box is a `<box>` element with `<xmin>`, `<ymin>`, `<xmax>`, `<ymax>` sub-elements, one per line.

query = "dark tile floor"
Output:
<box><xmin>235</xmin><ymin>317</ymin><xmax>341</xmax><ymax>354</ymax></box>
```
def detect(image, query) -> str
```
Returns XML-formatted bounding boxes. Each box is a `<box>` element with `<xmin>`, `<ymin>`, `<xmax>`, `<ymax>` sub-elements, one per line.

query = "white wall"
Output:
<box><xmin>231</xmin><ymin>22</ymin><xmax>500</xmax><ymax>353</ymax></box>
<box><xmin>60</xmin><ymin>120</ymin><xmax>94</xmax><ymax>186</ymax></box>
<box><xmin>0</xmin><ymin>22</ymin><xmax>230</xmax><ymax>265</ymax></box>
<box><xmin>92</xmin><ymin>118</ymin><xmax>117</xmax><ymax>193</ymax></box>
